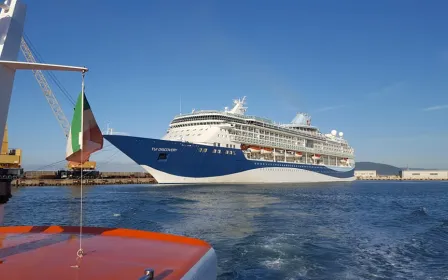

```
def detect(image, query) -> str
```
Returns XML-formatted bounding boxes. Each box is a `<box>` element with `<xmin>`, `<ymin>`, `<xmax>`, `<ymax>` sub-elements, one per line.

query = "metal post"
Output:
<box><xmin>0</xmin><ymin>180</ymin><xmax>12</xmax><ymax>225</ymax></box>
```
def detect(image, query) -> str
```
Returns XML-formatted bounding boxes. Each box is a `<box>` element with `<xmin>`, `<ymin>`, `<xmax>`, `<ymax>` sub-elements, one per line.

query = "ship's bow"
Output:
<box><xmin>103</xmin><ymin>135</ymin><xmax>184</xmax><ymax>183</ymax></box>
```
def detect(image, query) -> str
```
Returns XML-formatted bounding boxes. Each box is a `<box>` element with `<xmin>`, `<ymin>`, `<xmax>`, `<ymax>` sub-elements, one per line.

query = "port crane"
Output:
<box><xmin>0</xmin><ymin>125</ymin><xmax>22</xmax><ymax>170</ymax></box>
<box><xmin>19</xmin><ymin>38</ymin><xmax>97</xmax><ymax>172</ymax></box>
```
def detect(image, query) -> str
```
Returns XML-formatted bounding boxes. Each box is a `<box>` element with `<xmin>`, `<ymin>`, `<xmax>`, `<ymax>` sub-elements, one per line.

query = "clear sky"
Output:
<box><xmin>6</xmin><ymin>0</ymin><xmax>448</xmax><ymax>170</ymax></box>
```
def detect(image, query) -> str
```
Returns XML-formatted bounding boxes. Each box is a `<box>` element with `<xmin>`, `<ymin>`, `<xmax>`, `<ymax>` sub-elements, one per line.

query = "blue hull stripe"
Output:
<box><xmin>104</xmin><ymin>135</ymin><xmax>354</xmax><ymax>179</ymax></box>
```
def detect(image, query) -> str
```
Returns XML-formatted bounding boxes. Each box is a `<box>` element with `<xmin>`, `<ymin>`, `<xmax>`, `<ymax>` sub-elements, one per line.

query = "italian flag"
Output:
<box><xmin>66</xmin><ymin>91</ymin><xmax>103</xmax><ymax>163</ymax></box>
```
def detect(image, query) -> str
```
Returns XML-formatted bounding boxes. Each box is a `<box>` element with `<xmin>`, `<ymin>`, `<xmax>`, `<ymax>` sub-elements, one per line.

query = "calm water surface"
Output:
<box><xmin>4</xmin><ymin>181</ymin><xmax>448</xmax><ymax>279</ymax></box>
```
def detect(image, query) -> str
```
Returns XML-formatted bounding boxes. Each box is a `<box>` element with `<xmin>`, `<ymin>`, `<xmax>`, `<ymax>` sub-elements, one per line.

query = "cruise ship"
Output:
<box><xmin>104</xmin><ymin>97</ymin><xmax>355</xmax><ymax>184</ymax></box>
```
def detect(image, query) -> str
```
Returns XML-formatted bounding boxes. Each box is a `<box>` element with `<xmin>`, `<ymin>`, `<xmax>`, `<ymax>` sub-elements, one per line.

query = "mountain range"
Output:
<box><xmin>355</xmin><ymin>162</ymin><xmax>402</xmax><ymax>175</ymax></box>
<box><xmin>355</xmin><ymin>162</ymin><xmax>434</xmax><ymax>176</ymax></box>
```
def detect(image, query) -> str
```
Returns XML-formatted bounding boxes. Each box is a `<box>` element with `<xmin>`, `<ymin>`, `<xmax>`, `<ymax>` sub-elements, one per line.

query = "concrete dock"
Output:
<box><xmin>357</xmin><ymin>176</ymin><xmax>448</xmax><ymax>181</ymax></box>
<box><xmin>12</xmin><ymin>177</ymin><xmax>157</xmax><ymax>186</ymax></box>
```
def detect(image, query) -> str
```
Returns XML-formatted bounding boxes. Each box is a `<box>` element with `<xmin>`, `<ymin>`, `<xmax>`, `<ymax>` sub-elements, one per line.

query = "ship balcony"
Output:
<box><xmin>231</xmin><ymin>136</ymin><xmax>354</xmax><ymax>159</ymax></box>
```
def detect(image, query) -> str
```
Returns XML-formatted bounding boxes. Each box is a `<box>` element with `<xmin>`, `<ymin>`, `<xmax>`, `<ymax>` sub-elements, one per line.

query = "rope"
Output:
<box><xmin>29</xmin><ymin>159</ymin><xmax>68</xmax><ymax>171</ymax></box>
<box><xmin>23</xmin><ymin>34</ymin><xmax>76</xmax><ymax>105</ymax></box>
<box><xmin>26</xmin><ymin>143</ymin><xmax>116</xmax><ymax>173</ymax></box>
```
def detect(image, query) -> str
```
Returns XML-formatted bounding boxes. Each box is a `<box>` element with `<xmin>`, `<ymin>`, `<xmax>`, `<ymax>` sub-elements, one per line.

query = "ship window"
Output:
<box><xmin>203</xmin><ymin>148</ymin><xmax>208</xmax><ymax>152</ymax></box>
<box><xmin>157</xmin><ymin>153</ymin><xmax>167</xmax><ymax>160</ymax></box>
<box><xmin>198</xmin><ymin>148</ymin><xmax>203</xmax><ymax>152</ymax></box>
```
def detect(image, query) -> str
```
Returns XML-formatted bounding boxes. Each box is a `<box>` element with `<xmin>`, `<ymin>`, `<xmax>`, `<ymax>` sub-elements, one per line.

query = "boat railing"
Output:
<box><xmin>175</xmin><ymin>111</ymin><xmax>275</xmax><ymax>124</ymax></box>
<box><xmin>231</xmin><ymin>135</ymin><xmax>354</xmax><ymax>158</ymax></box>
<box><xmin>174</xmin><ymin>111</ymin><xmax>346</xmax><ymax>143</ymax></box>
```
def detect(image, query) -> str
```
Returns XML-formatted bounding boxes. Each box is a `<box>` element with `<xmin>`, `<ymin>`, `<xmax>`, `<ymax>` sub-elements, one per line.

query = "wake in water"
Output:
<box><xmin>3</xmin><ymin>182</ymin><xmax>448</xmax><ymax>279</ymax></box>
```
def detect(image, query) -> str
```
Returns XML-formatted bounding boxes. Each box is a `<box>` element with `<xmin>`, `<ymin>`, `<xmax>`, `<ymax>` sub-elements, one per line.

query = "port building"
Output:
<box><xmin>400</xmin><ymin>170</ymin><xmax>448</xmax><ymax>180</ymax></box>
<box><xmin>354</xmin><ymin>170</ymin><xmax>377</xmax><ymax>179</ymax></box>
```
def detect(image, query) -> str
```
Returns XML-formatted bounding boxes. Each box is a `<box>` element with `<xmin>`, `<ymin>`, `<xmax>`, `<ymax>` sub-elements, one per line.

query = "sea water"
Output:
<box><xmin>3</xmin><ymin>181</ymin><xmax>448</xmax><ymax>279</ymax></box>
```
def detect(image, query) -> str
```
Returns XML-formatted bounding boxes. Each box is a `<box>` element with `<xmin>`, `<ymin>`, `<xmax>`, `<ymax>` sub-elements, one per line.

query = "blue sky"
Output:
<box><xmin>6</xmin><ymin>0</ymin><xmax>448</xmax><ymax>170</ymax></box>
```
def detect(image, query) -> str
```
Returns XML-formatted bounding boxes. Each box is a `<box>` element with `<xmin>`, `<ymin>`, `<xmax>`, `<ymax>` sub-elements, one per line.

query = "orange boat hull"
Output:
<box><xmin>0</xmin><ymin>225</ymin><xmax>217</xmax><ymax>279</ymax></box>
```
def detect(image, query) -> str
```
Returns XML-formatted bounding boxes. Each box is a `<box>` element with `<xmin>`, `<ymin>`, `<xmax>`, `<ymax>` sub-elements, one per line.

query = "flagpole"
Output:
<box><xmin>77</xmin><ymin>70</ymin><xmax>86</xmax><ymax>260</ymax></box>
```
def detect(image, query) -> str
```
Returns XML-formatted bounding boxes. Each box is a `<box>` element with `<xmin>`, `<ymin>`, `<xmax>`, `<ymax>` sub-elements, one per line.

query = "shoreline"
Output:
<box><xmin>357</xmin><ymin>177</ymin><xmax>448</xmax><ymax>181</ymax></box>
<box><xmin>11</xmin><ymin>178</ymin><xmax>448</xmax><ymax>187</ymax></box>
<box><xmin>12</xmin><ymin>177</ymin><xmax>157</xmax><ymax>186</ymax></box>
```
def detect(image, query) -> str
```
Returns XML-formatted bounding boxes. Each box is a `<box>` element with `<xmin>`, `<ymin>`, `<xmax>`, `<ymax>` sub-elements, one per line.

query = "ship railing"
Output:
<box><xmin>175</xmin><ymin>111</ymin><xmax>346</xmax><ymax>143</ymax></box>
<box><xmin>231</xmin><ymin>125</ymin><xmax>326</xmax><ymax>143</ymax></box>
<box><xmin>231</xmin><ymin>136</ymin><xmax>354</xmax><ymax>158</ymax></box>
<box><xmin>175</xmin><ymin>111</ymin><xmax>275</xmax><ymax>124</ymax></box>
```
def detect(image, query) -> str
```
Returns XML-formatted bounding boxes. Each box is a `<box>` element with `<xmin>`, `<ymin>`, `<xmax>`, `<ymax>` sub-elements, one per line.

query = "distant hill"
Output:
<box><xmin>355</xmin><ymin>162</ymin><xmax>402</xmax><ymax>176</ymax></box>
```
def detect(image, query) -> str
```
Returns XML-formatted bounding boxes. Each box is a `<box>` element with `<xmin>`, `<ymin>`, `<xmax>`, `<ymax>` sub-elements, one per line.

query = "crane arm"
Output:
<box><xmin>20</xmin><ymin>38</ymin><xmax>71</xmax><ymax>138</ymax></box>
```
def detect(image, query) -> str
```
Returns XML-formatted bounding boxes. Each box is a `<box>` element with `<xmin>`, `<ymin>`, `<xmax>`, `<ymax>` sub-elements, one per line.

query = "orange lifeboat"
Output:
<box><xmin>247</xmin><ymin>146</ymin><xmax>261</xmax><ymax>153</ymax></box>
<box><xmin>261</xmin><ymin>147</ymin><xmax>273</xmax><ymax>154</ymax></box>
<box><xmin>312</xmin><ymin>154</ymin><xmax>321</xmax><ymax>160</ymax></box>
<box><xmin>295</xmin><ymin>152</ymin><xmax>303</xmax><ymax>158</ymax></box>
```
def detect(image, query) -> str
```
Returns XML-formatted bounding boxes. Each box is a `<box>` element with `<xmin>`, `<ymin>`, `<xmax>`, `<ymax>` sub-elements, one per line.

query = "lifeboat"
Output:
<box><xmin>294</xmin><ymin>152</ymin><xmax>303</xmax><ymax>158</ymax></box>
<box><xmin>312</xmin><ymin>154</ymin><xmax>321</xmax><ymax>160</ymax></box>
<box><xmin>0</xmin><ymin>226</ymin><xmax>217</xmax><ymax>279</ymax></box>
<box><xmin>261</xmin><ymin>147</ymin><xmax>273</xmax><ymax>154</ymax></box>
<box><xmin>273</xmin><ymin>150</ymin><xmax>283</xmax><ymax>157</ymax></box>
<box><xmin>247</xmin><ymin>146</ymin><xmax>261</xmax><ymax>153</ymax></box>
<box><xmin>340</xmin><ymin>158</ymin><xmax>348</xmax><ymax>163</ymax></box>
<box><xmin>285</xmin><ymin>151</ymin><xmax>295</xmax><ymax>157</ymax></box>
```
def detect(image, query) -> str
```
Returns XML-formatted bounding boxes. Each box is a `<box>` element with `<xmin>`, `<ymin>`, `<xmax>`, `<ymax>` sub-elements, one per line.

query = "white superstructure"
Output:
<box><xmin>163</xmin><ymin>97</ymin><xmax>355</xmax><ymax>168</ymax></box>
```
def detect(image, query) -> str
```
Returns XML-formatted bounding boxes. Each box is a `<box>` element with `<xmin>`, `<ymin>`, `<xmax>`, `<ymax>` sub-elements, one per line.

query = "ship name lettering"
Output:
<box><xmin>152</xmin><ymin>147</ymin><xmax>177</xmax><ymax>152</ymax></box>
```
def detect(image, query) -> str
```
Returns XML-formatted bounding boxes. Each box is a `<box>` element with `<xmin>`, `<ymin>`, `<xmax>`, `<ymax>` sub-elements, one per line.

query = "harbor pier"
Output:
<box><xmin>11</xmin><ymin>171</ymin><xmax>157</xmax><ymax>186</ymax></box>
<box><xmin>12</xmin><ymin>177</ymin><xmax>156</xmax><ymax>187</ymax></box>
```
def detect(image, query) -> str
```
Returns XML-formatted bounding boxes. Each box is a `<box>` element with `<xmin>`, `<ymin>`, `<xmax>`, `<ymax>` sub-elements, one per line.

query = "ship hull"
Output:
<box><xmin>104</xmin><ymin>135</ymin><xmax>355</xmax><ymax>184</ymax></box>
